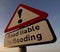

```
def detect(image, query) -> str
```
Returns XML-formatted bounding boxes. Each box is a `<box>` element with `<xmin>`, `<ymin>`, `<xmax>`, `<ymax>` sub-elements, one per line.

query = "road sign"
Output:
<box><xmin>4</xmin><ymin>4</ymin><xmax>48</xmax><ymax>33</ymax></box>
<box><xmin>4</xmin><ymin>19</ymin><xmax>56</xmax><ymax>47</ymax></box>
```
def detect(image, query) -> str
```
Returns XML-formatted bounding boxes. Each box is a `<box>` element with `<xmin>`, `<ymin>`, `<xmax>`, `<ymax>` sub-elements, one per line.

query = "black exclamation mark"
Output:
<box><xmin>18</xmin><ymin>9</ymin><xmax>22</xmax><ymax>23</ymax></box>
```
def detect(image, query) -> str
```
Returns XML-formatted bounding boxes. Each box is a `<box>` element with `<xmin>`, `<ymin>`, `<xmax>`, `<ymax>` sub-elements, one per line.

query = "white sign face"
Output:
<box><xmin>8</xmin><ymin>7</ymin><xmax>39</xmax><ymax>29</ymax></box>
<box><xmin>4</xmin><ymin>19</ymin><xmax>56</xmax><ymax>47</ymax></box>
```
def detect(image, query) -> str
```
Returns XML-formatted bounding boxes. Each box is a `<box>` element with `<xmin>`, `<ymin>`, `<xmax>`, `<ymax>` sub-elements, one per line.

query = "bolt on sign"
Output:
<box><xmin>4</xmin><ymin>19</ymin><xmax>56</xmax><ymax>47</ymax></box>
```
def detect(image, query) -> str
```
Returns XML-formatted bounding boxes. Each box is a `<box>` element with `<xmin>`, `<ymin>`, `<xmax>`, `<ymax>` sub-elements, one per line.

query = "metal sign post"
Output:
<box><xmin>19</xmin><ymin>47</ymin><xmax>27</xmax><ymax>52</ymax></box>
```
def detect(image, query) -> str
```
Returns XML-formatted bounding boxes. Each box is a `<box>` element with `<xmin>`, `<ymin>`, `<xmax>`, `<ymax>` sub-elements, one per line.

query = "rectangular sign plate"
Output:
<box><xmin>4</xmin><ymin>19</ymin><xmax>56</xmax><ymax>47</ymax></box>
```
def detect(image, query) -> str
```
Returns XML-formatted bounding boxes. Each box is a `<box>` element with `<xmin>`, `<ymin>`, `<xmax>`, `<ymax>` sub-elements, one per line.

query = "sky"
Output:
<box><xmin>0</xmin><ymin>0</ymin><xmax>60</xmax><ymax>52</ymax></box>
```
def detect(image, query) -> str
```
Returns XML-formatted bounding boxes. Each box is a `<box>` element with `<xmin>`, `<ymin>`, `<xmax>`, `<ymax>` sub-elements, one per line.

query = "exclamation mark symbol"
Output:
<box><xmin>18</xmin><ymin>9</ymin><xmax>22</xmax><ymax>23</ymax></box>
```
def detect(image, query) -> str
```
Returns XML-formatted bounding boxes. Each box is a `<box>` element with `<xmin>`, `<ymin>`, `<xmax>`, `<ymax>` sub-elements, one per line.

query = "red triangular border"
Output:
<box><xmin>4</xmin><ymin>4</ymin><xmax>48</xmax><ymax>33</ymax></box>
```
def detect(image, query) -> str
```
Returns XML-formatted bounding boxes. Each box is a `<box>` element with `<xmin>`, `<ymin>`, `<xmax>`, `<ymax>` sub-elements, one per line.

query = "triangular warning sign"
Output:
<box><xmin>4</xmin><ymin>4</ymin><xmax>48</xmax><ymax>33</ymax></box>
